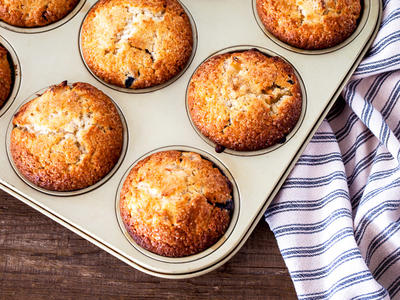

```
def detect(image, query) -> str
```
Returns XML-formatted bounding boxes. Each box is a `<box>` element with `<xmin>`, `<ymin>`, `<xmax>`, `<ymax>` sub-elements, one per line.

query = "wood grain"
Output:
<box><xmin>0</xmin><ymin>189</ymin><xmax>296</xmax><ymax>299</ymax></box>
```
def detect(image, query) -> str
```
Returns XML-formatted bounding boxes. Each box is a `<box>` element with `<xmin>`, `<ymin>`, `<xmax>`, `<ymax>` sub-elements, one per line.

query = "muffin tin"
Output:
<box><xmin>0</xmin><ymin>0</ymin><xmax>381</xmax><ymax>278</ymax></box>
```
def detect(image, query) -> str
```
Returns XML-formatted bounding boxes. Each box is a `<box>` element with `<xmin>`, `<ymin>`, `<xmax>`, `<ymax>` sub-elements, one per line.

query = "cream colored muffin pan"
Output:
<box><xmin>0</xmin><ymin>0</ymin><xmax>381</xmax><ymax>278</ymax></box>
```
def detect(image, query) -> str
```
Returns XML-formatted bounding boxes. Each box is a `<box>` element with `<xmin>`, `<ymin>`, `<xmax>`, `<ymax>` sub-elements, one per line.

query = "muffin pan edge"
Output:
<box><xmin>0</xmin><ymin>0</ymin><xmax>382</xmax><ymax>278</ymax></box>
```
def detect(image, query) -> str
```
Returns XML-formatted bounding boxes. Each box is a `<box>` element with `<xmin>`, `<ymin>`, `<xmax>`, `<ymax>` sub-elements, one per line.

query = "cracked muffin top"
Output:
<box><xmin>256</xmin><ymin>0</ymin><xmax>361</xmax><ymax>50</ymax></box>
<box><xmin>0</xmin><ymin>45</ymin><xmax>12</xmax><ymax>108</ymax></box>
<box><xmin>80</xmin><ymin>0</ymin><xmax>193</xmax><ymax>89</ymax></box>
<box><xmin>0</xmin><ymin>0</ymin><xmax>79</xmax><ymax>28</ymax></box>
<box><xmin>188</xmin><ymin>50</ymin><xmax>302</xmax><ymax>151</ymax></box>
<box><xmin>10</xmin><ymin>81</ymin><xmax>123</xmax><ymax>191</ymax></box>
<box><xmin>120</xmin><ymin>150</ymin><xmax>233</xmax><ymax>257</ymax></box>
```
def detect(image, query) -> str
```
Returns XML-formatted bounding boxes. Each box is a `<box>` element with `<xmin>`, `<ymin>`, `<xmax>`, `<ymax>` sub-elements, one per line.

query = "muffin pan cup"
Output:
<box><xmin>5</xmin><ymin>84</ymin><xmax>129</xmax><ymax>197</ymax></box>
<box><xmin>78</xmin><ymin>0</ymin><xmax>198</xmax><ymax>94</ymax></box>
<box><xmin>0</xmin><ymin>0</ymin><xmax>87</xmax><ymax>34</ymax></box>
<box><xmin>185</xmin><ymin>45</ymin><xmax>307</xmax><ymax>157</ymax></box>
<box><xmin>115</xmin><ymin>145</ymin><xmax>240</xmax><ymax>263</ymax></box>
<box><xmin>0</xmin><ymin>35</ymin><xmax>21</xmax><ymax>117</ymax></box>
<box><xmin>252</xmin><ymin>0</ymin><xmax>371</xmax><ymax>55</ymax></box>
<box><xmin>0</xmin><ymin>0</ymin><xmax>381</xmax><ymax>278</ymax></box>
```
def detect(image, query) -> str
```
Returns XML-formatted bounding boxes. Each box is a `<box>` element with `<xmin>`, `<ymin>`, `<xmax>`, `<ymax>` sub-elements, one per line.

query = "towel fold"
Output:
<box><xmin>265</xmin><ymin>0</ymin><xmax>400</xmax><ymax>299</ymax></box>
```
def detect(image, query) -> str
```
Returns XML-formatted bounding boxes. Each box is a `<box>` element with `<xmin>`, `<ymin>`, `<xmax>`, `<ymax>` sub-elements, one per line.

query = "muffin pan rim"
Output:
<box><xmin>5</xmin><ymin>82</ymin><xmax>129</xmax><ymax>197</ymax></box>
<box><xmin>252</xmin><ymin>0</ymin><xmax>371</xmax><ymax>55</ymax></box>
<box><xmin>77</xmin><ymin>0</ymin><xmax>199</xmax><ymax>94</ymax></box>
<box><xmin>185</xmin><ymin>45</ymin><xmax>307</xmax><ymax>157</ymax></box>
<box><xmin>0</xmin><ymin>0</ymin><xmax>87</xmax><ymax>34</ymax></box>
<box><xmin>0</xmin><ymin>35</ymin><xmax>21</xmax><ymax>118</ymax></box>
<box><xmin>115</xmin><ymin>145</ymin><xmax>240</xmax><ymax>264</ymax></box>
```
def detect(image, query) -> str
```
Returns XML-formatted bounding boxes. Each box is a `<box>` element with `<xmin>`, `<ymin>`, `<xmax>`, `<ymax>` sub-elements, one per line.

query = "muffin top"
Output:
<box><xmin>81</xmin><ymin>0</ymin><xmax>193</xmax><ymax>89</ymax></box>
<box><xmin>0</xmin><ymin>0</ymin><xmax>80</xmax><ymax>28</ymax></box>
<box><xmin>256</xmin><ymin>0</ymin><xmax>361</xmax><ymax>50</ymax></box>
<box><xmin>188</xmin><ymin>50</ymin><xmax>302</xmax><ymax>151</ymax></box>
<box><xmin>120</xmin><ymin>151</ymin><xmax>233</xmax><ymax>257</ymax></box>
<box><xmin>10</xmin><ymin>81</ymin><xmax>123</xmax><ymax>191</ymax></box>
<box><xmin>0</xmin><ymin>46</ymin><xmax>11</xmax><ymax>108</ymax></box>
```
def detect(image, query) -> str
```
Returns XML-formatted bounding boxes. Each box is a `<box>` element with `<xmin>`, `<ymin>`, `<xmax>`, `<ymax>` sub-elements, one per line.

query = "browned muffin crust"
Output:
<box><xmin>188</xmin><ymin>50</ymin><xmax>302</xmax><ymax>151</ymax></box>
<box><xmin>10</xmin><ymin>81</ymin><xmax>123</xmax><ymax>191</ymax></box>
<box><xmin>120</xmin><ymin>151</ymin><xmax>233</xmax><ymax>257</ymax></box>
<box><xmin>0</xmin><ymin>0</ymin><xmax>80</xmax><ymax>28</ymax></box>
<box><xmin>256</xmin><ymin>0</ymin><xmax>361</xmax><ymax>50</ymax></box>
<box><xmin>81</xmin><ymin>0</ymin><xmax>193</xmax><ymax>89</ymax></box>
<box><xmin>0</xmin><ymin>46</ymin><xmax>11</xmax><ymax>108</ymax></box>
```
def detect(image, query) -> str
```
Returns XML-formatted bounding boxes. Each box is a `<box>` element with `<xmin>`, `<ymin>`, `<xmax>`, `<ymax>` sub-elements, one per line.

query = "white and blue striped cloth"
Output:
<box><xmin>265</xmin><ymin>0</ymin><xmax>400</xmax><ymax>299</ymax></box>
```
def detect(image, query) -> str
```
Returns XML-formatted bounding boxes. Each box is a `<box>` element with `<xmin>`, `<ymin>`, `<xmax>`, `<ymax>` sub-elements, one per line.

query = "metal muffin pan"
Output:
<box><xmin>0</xmin><ymin>0</ymin><xmax>381</xmax><ymax>278</ymax></box>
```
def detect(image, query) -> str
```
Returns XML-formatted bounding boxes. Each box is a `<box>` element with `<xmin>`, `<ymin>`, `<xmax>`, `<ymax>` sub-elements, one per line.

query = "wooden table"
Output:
<box><xmin>0</xmin><ymin>189</ymin><xmax>296</xmax><ymax>299</ymax></box>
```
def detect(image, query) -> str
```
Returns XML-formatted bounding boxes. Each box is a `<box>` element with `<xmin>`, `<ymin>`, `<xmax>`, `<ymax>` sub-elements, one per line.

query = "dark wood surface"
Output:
<box><xmin>0</xmin><ymin>189</ymin><xmax>296</xmax><ymax>299</ymax></box>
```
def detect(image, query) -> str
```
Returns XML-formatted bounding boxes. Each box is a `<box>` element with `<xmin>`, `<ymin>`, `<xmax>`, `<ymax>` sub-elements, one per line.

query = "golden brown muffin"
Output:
<box><xmin>0</xmin><ymin>0</ymin><xmax>79</xmax><ymax>28</ymax></box>
<box><xmin>120</xmin><ymin>151</ymin><xmax>233</xmax><ymax>257</ymax></box>
<box><xmin>256</xmin><ymin>0</ymin><xmax>361</xmax><ymax>50</ymax></box>
<box><xmin>0</xmin><ymin>45</ymin><xmax>11</xmax><ymax>108</ymax></box>
<box><xmin>10</xmin><ymin>81</ymin><xmax>123</xmax><ymax>191</ymax></box>
<box><xmin>188</xmin><ymin>50</ymin><xmax>302</xmax><ymax>151</ymax></box>
<box><xmin>81</xmin><ymin>0</ymin><xmax>193</xmax><ymax>89</ymax></box>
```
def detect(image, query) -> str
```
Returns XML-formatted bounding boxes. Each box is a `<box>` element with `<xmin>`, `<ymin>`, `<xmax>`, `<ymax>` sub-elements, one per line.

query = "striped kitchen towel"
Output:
<box><xmin>265</xmin><ymin>0</ymin><xmax>400</xmax><ymax>299</ymax></box>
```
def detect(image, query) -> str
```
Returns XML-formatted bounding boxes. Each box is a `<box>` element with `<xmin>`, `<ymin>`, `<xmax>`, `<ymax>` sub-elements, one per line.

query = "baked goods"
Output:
<box><xmin>10</xmin><ymin>81</ymin><xmax>123</xmax><ymax>191</ymax></box>
<box><xmin>0</xmin><ymin>45</ymin><xmax>11</xmax><ymax>108</ymax></box>
<box><xmin>120</xmin><ymin>150</ymin><xmax>233</xmax><ymax>257</ymax></box>
<box><xmin>188</xmin><ymin>49</ymin><xmax>302</xmax><ymax>151</ymax></box>
<box><xmin>0</xmin><ymin>0</ymin><xmax>80</xmax><ymax>28</ymax></box>
<box><xmin>256</xmin><ymin>0</ymin><xmax>361</xmax><ymax>50</ymax></box>
<box><xmin>81</xmin><ymin>0</ymin><xmax>193</xmax><ymax>89</ymax></box>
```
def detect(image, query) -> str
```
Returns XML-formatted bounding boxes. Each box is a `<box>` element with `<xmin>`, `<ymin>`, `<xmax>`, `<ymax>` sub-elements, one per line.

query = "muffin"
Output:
<box><xmin>188</xmin><ymin>50</ymin><xmax>302</xmax><ymax>152</ymax></box>
<box><xmin>10</xmin><ymin>81</ymin><xmax>123</xmax><ymax>191</ymax></box>
<box><xmin>120</xmin><ymin>150</ymin><xmax>233</xmax><ymax>257</ymax></box>
<box><xmin>0</xmin><ymin>0</ymin><xmax>80</xmax><ymax>28</ymax></box>
<box><xmin>256</xmin><ymin>0</ymin><xmax>361</xmax><ymax>50</ymax></box>
<box><xmin>81</xmin><ymin>0</ymin><xmax>193</xmax><ymax>89</ymax></box>
<box><xmin>0</xmin><ymin>45</ymin><xmax>12</xmax><ymax>108</ymax></box>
